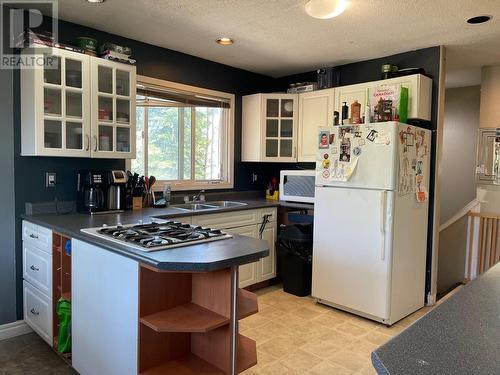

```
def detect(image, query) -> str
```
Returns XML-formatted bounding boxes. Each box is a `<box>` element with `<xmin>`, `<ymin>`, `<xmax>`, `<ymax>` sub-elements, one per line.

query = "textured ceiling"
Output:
<box><xmin>53</xmin><ymin>0</ymin><xmax>500</xmax><ymax>84</ymax></box>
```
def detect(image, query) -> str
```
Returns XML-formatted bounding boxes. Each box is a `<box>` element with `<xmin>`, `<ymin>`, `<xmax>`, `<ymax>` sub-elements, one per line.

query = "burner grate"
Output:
<box><xmin>92</xmin><ymin>221</ymin><xmax>231</xmax><ymax>251</ymax></box>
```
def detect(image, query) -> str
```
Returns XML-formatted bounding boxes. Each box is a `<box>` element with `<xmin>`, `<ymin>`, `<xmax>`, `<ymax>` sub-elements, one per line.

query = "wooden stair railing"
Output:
<box><xmin>467</xmin><ymin>212</ymin><xmax>500</xmax><ymax>280</ymax></box>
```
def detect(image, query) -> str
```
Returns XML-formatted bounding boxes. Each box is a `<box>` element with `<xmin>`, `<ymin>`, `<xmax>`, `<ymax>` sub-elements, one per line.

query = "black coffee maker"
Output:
<box><xmin>77</xmin><ymin>170</ymin><xmax>128</xmax><ymax>214</ymax></box>
<box><xmin>106</xmin><ymin>170</ymin><xmax>127</xmax><ymax>211</ymax></box>
<box><xmin>77</xmin><ymin>171</ymin><xmax>107</xmax><ymax>214</ymax></box>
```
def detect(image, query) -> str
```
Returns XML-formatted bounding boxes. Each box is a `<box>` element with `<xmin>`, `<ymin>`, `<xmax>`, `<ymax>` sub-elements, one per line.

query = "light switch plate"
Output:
<box><xmin>46</xmin><ymin>172</ymin><xmax>56</xmax><ymax>188</ymax></box>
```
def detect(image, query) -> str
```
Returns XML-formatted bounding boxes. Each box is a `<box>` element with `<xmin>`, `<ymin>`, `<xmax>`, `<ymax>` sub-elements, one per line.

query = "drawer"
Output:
<box><xmin>23</xmin><ymin>243</ymin><xmax>52</xmax><ymax>296</ymax></box>
<box><xmin>22</xmin><ymin>220</ymin><xmax>39</xmax><ymax>243</ymax></box>
<box><xmin>24</xmin><ymin>280</ymin><xmax>52</xmax><ymax>345</ymax></box>
<box><xmin>193</xmin><ymin>209</ymin><xmax>259</xmax><ymax>229</ymax></box>
<box><xmin>260</xmin><ymin>207</ymin><xmax>277</xmax><ymax>222</ymax></box>
<box><xmin>36</xmin><ymin>225</ymin><xmax>52</xmax><ymax>251</ymax></box>
<box><xmin>22</xmin><ymin>220</ymin><xmax>52</xmax><ymax>253</ymax></box>
<box><xmin>172</xmin><ymin>216</ymin><xmax>192</xmax><ymax>224</ymax></box>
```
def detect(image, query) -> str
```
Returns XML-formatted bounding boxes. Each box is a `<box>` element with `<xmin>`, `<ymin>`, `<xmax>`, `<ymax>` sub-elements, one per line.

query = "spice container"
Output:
<box><xmin>351</xmin><ymin>100</ymin><xmax>361</xmax><ymax>124</ymax></box>
<box><xmin>341</xmin><ymin>102</ymin><xmax>349</xmax><ymax>125</ymax></box>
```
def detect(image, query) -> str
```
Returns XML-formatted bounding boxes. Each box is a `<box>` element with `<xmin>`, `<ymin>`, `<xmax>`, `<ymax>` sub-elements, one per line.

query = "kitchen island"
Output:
<box><xmin>21</xmin><ymin>202</ymin><xmax>272</xmax><ymax>375</ymax></box>
<box><xmin>371</xmin><ymin>262</ymin><xmax>500</xmax><ymax>375</ymax></box>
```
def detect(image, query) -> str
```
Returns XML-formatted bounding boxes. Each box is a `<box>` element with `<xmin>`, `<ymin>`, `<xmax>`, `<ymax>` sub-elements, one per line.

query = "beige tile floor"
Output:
<box><xmin>240</xmin><ymin>285</ymin><xmax>433</xmax><ymax>375</ymax></box>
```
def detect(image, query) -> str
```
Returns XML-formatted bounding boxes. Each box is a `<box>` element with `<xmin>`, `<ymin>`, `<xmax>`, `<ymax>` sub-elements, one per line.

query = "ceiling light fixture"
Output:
<box><xmin>305</xmin><ymin>0</ymin><xmax>348</xmax><ymax>19</ymax></box>
<box><xmin>86</xmin><ymin>0</ymin><xmax>105</xmax><ymax>3</ymax></box>
<box><xmin>216</xmin><ymin>37</ymin><xmax>234</xmax><ymax>45</ymax></box>
<box><xmin>467</xmin><ymin>15</ymin><xmax>492</xmax><ymax>24</ymax></box>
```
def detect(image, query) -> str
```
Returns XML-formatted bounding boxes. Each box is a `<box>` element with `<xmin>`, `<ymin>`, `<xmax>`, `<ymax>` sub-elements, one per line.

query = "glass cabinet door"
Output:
<box><xmin>263</xmin><ymin>96</ymin><xmax>296</xmax><ymax>160</ymax></box>
<box><xmin>92</xmin><ymin>61</ymin><xmax>135</xmax><ymax>157</ymax></box>
<box><xmin>41</xmin><ymin>52</ymin><xmax>89</xmax><ymax>155</ymax></box>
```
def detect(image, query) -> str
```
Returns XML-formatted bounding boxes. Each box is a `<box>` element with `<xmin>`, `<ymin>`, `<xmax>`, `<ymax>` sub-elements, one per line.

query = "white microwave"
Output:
<box><xmin>279</xmin><ymin>170</ymin><xmax>316</xmax><ymax>203</ymax></box>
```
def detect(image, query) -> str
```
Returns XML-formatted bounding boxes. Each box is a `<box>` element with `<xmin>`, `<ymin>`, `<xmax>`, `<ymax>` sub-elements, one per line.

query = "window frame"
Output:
<box><xmin>128</xmin><ymin>75</ymin><xmax>235</xmax><ymax>191</ymax></box>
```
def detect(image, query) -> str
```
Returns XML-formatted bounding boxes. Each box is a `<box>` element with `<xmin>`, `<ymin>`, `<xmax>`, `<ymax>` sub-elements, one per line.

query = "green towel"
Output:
<box><xmin>56</xmin><ymin>298</ymin><xmax>71</xmax><ymax>353</ymax></box>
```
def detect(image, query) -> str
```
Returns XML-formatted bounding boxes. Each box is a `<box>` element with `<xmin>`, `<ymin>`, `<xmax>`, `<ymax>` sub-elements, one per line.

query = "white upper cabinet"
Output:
<box><xmin>21</xmin><ymin>49</ymin><xmax>91</xmax><ymax>157</ymax></box>
<box><xmin>241</xmin><ymin>75</ymin><xmax>431</xmax><ymax>164</ymax></box>
<box><xmin>333</xmin><ymin>74</ymin><xmax>432</xmax><ymax>123</ymax></box>
<box><xmin>242</xmin><ymin>93</ymin><xmax>298</xmax><ymax>162</ymax></box>
<box><xmin>298</xmin><ymin>88</ymin><xmax>335</xmax><ymax>162</ymax></box>
<box><xmin>91</xmin><ymin>59</ymin><xmax>136</xmax><ymax>158</ymax></box>
<box><xmin>334</xmin><ymin>82</ymin><xmax>369</xmax><ymax>124</ymax></box>
<box><xmin>380</xmin><ymin>74</ymin><xmax>432</xmax><ymax>121</ymax></box>
<box><xmin>21</xmin><ymin>48</ymin><xmax>136</xmax><ymax>159</ymax></box>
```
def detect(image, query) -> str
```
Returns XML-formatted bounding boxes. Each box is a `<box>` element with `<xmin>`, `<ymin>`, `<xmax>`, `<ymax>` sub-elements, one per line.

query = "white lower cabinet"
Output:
<box><xmin>23</xmin><ymin>242</ymin><xmax>52</xmax><ymax>296</ymax></box>
<box><xmin>259</xmin><ymin>225</ymin><xmax>277</xmax><ymax>281</ymax></box>
<box><xmin>173</xmin><ymin>216</ymin><xmax>192</xmax><ymax>224</ymax></box>
<box><xmin>23</xmin><ymin>280</ymin><xmax>52</xmax><ymax>345</ymax></box>
<box><xmin>22</xmin><ymin>221</ymin><xmax>53</xmax><ymax>346</ymax></box>
<box><xmin>193</xmin><ymin>208</ymin><xmax>277</xmax><ymax>288</ymax></box>
<box><xmin>226</xmin><ymin>225</ymin><xmax>259</xmax><ymax>287</ymax></box>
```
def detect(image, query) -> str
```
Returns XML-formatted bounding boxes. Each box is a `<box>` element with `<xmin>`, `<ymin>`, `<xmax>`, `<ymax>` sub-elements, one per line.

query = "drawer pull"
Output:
<box><xmin>30</xmin><ymin>265</ymin><xmax>40</xmax><ymax>272</ymax></box>
<box><xmin>30</xmin><ymin>308</ymin><xmax>39</xmax><ymax>316</ymax></box>
<box><xmin>29</xmin><ymin>233</ymin><xmax>39</xmax><ymax>239</ymax></box>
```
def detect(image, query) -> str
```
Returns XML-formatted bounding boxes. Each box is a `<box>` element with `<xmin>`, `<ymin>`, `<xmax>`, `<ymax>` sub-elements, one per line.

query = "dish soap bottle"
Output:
<box><xmin>163</xmin><ymin>183</ymin><xmax>171</xmax><ymax>206</ymax></box>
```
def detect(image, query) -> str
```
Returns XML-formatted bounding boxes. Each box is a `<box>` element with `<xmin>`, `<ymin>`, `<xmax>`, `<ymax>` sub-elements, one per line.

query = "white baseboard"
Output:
<box><xmin>0</xmin><ymin>320</ymin><xmax>33</xmax><ymax>341</ymax></box>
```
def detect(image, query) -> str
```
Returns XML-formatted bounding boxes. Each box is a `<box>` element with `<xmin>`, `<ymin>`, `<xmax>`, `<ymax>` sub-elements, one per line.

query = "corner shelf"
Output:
<box><xmin>140</xmin><ymin>303</ymin><xmax>229</xmax><ymax>333</ymax></box>
<box><xmin>238</xmin><ymin>289</ymin><xmax>258</xmax><ymax>319</ymax></box>
<box><xmin>140</xmin><ymin>353</ymin><xmax>224</xmax><ymax>375</ymax></box>
<box><xmin>138</xmin><ymin>265</ymin><xmax>260</xmax><ymax>374</ymax></box>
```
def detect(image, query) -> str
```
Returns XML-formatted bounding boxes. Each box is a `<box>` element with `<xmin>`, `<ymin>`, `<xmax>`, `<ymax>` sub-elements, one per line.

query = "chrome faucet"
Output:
<box><xmin>184</xmin><ymin>189</ymin><xmax>206</xmax><ymax>203</ymax></box>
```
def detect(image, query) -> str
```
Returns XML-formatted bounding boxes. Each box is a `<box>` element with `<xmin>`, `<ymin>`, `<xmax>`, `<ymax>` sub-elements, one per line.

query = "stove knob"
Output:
<box><xmin>101</xmin><ymin>223</ymin><xmax>108</xmax><ymax>227</ymax></box>
<box><xmin>138</xmin><ymin>220</ymin><xmax>143</xmax><ymax>225</ymax></box>
<box><xmin>117</xmin><ymin>222</ymin><xmax>123</xmax><ymax>228</ymax></box>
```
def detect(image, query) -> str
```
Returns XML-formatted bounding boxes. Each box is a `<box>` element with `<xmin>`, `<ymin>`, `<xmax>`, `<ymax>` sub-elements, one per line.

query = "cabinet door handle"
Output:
<box><xmin>30</xmin><ymin>265</ymin><xmax>39</xmax><ymax>272</ymax></box>
<box><xmin>259</xmin><ymin>214</ymin><xmax>272</xmax><ymax>239</ymax></box>
<box><xmin>30</xmin><ymin>308</ymin><xmax>39</xmax><ymax>316</ymax></box>
<box><xmin>93</xmin><ymin>135</ymin><xmax>98</xmax><ymax>152</ymax></box>
<box><xmin>29</xmin><ymin>233</ymin><xmax>38</xmax><ymax>239</ymax></box>
<box><xmin>85</xmin><ymin>134</ymin><xmax>90</xmax><ymax>151</ymax></box>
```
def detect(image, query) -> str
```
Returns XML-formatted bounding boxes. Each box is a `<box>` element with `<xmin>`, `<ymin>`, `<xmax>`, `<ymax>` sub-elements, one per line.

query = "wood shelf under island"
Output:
<box><xmin>51</xmin><ymin>232</ymin><xmax>72</xmax><ymax>365</ymax></box>
<box><xmin>138</xmin><ymin>265</ymin><xmax>259</xmax><ymax>374</ymax></box>
<box><xmin>52</xmin><ymin>232</ymin><xmax>72</xmax><ymax>353</ymax></box>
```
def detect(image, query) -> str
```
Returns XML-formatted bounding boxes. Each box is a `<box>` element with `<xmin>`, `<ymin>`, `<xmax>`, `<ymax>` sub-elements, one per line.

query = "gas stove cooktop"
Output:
<box><xmin>81</xmin><ymin>221</ymin><xmax>232</xmax><ymax>252</ymax></box>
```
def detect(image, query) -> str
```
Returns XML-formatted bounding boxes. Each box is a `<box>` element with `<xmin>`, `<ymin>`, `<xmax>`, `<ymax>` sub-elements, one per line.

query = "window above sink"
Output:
<box><xmin>128</xmin><ymin>76</ymin><xmax>235</xmax><ymax>191</ymax></box>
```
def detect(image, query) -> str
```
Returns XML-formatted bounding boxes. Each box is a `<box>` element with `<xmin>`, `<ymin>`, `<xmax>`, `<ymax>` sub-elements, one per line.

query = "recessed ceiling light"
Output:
<box><xmin>305</xmin><ymin>0</ymin><xmax>348</xmax><ymax>19</ymax></box>
<box><xmin>216</xmin><ymin>37</ymin><xmax>234</xmax><ymax>45</ymax></box>
<box><xmin>86</xmin><ymin>0</ymin><xmax>105</xmax><ymax>3</ymax></box>
<box><xmin>467</xmin><ymin>15</ymin><xmax>492</xmax><ymax>24</ymax></box>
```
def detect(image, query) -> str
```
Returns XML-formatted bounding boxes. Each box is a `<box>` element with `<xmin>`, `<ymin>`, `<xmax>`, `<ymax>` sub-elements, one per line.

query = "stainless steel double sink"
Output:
<box><xmin>169</xmin><ymin>200</ymin><xmax>247</xmax><ymax>212</ymax></box>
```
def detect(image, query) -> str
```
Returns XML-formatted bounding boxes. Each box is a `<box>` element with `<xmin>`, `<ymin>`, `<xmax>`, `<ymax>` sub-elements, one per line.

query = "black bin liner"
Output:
<box><xmin>277</xmin><ymin>224</ymin><xmax>313</xmax><ymax>297</ymax></box>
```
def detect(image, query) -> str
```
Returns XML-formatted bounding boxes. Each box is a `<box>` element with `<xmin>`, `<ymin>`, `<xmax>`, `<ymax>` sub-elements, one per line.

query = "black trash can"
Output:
<box><xmin>277</xmin><ymin>224</ymin><xmax>313</xmax><ymax>297</ymax></box>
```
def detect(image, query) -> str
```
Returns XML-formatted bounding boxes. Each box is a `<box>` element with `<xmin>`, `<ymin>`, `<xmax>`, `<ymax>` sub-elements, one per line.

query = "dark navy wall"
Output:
<box><xmin>0</xmin><ymin>7</ymin><xmax>17</xmax><ymax>325</ymax></box>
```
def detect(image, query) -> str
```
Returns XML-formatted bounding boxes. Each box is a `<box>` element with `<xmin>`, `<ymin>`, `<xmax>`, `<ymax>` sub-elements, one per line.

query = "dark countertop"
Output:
<box><xmin>372</xmin><ymin>262</ymin><xmax>500</xmax><ymax>375</ymax></box>
<box><xmin>22</xmin><ymin>199</ymin><xmax>278</xmax><ymax>272</ymax></box>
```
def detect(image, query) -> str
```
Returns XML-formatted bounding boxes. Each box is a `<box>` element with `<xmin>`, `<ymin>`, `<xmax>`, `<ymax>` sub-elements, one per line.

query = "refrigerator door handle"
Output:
<box><xmin>380</xmin><ymin>191</ymin><xmax>387</xmax><ymax>261</ymax></box>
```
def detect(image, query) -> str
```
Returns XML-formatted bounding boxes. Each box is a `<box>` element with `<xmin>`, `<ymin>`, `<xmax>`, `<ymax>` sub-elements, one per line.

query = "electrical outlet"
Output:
<box><xmin>46</xmin><ymin>172</ymin><xmax>56</xmax><ymax>188</ymax></box>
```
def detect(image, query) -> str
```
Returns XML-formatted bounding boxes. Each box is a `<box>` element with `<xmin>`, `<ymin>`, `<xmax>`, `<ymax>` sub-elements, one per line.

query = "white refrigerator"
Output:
<box><xmin>312</xmin><ymin>121</ymin><xmax>431</xmax><ymax>325</ymax></box>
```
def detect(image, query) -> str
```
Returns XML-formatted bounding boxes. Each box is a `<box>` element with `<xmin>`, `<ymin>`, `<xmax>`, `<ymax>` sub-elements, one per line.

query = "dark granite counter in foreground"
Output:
<box><xmin>22</xmin><ymin>199</ymin><xmax>276</xmax><ymax>272</ymax></box>
<box><xmin>372</xmin><ymin>262</ymin><xmax>500</xmax><ymax>375</ymax></box>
